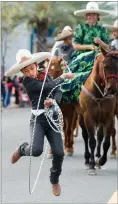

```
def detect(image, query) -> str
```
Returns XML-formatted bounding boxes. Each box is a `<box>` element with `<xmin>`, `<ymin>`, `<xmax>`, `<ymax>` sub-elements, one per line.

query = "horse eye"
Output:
<box><xmin>103</xmin><ymin>65</ymin><xmax>107</xmax><ymax>69</ymax></box>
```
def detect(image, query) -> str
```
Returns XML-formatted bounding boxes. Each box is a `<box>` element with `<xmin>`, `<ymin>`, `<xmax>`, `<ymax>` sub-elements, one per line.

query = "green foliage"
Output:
<box><xmin>1</xmin><ymin>2</ymin><xmax>27</xmax><ymax>33</ymax></box>
<box><xmin>1</xmin><ymin>1</ymin><xmax>117</xmax><ymax>34</ymax></box>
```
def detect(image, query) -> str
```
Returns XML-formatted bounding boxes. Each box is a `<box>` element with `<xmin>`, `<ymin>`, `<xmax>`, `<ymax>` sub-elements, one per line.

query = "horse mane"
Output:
<box><xmin>91</xmin><ymin>48</ymin><xmax>118</xmax><ymax>79</ymax></box>
<box><xmin>100</xmin><ymin>47</ymin><xmax>118</xmax><ymax>58</ymax></box>
<box><xmin>89</xmin><ymin>53</ymin><xmax>103</xmax><ymax>80</ymax></box>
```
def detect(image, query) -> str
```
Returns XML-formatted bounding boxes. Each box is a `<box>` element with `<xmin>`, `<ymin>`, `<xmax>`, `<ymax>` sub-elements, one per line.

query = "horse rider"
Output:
<box><xmin>61</xmin><ymin>1</ymin><xmax>111</xmax><ymax>103</ymax></box>
<box><xmin>4</xmin><ymin>49</ymin><xmax>74</xmax><ymax>196</ymax></box>
<box><xmin>51</xmin><ymin>26</ymin><xmax>74</xmax><ymax>65</ymax></box>
<box><xmin>103</xmin><ymin>19</ymin><xmax>118</xmax><ymax>50</ymax></box>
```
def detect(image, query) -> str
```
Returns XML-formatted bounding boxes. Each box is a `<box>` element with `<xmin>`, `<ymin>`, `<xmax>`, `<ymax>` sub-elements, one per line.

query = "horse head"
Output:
<box><xmin>99</xmin><ymin>48</ymin><xmax>118</xmax><ymax>95</ymax></box>
<box><xmin>46</xmin><ymin>56</ymin><xmax>67</xmax><ymax>79</ymax></box>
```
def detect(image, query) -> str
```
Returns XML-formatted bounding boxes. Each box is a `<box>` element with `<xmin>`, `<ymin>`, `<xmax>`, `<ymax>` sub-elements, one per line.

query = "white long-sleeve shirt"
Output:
<box><xmin>111</xmin><ymin>39</ymin><xmax>118</xmax><ymax>49</ymax></box>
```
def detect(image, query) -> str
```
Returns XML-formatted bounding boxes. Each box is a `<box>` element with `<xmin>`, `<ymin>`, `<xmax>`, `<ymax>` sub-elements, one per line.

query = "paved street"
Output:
<box><xmin>1</xmin><ymin>108</ymin><xmax>118</xmax><ymax>204</ymax></box>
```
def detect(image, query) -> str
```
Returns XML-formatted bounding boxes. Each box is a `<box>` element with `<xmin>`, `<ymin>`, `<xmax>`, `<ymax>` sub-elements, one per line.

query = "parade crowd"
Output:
<box><xmin>1</xmin><ymin>75</ymin><xmax>31</xmax><ymax>108</ymax></box>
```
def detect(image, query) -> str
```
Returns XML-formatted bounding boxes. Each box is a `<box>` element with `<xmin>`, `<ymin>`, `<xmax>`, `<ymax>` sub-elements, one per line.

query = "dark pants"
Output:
<box><xmin>19</xmin><ymin>114</ymin><xmax>64</xmax><ymax>184</ymax></box>
<box><xmin>15</xmin><ymin>89</ymin><xmax>19</xmax><ymax>104</ymax></box>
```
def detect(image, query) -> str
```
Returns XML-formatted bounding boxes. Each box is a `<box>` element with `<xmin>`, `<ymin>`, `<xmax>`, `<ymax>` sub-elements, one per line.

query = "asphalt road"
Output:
<box><xmin>1</xmin><ymin>108</ymin><xmax>118</xmax><ymax>204</ymax></box>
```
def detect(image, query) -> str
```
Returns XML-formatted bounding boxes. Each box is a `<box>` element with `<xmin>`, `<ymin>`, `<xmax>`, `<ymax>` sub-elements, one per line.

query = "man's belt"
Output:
<box><xmin>31</xmin><ymin>109</ymin><xmax>45</xmax><ymax>116</ymax></box>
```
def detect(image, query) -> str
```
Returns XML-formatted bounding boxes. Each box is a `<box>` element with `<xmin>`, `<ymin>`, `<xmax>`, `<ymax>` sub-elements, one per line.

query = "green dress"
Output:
<box><xmin>61</xmin><ymin>23</ymin><xmax>109</xmax><ymax>103</ymax></box>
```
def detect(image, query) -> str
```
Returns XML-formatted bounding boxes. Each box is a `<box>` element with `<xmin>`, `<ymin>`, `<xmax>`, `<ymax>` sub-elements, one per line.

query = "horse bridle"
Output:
<box><xmin>101</xmin><ymin>51</ymin><xmax>118</xmax><ymax>86</ymax></box>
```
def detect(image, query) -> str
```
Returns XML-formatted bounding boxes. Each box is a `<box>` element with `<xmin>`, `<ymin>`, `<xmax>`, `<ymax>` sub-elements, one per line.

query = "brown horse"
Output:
<box><xmin>48</xmin><ymin>55</ymin><xmax>117</xmax><ymax>157</ymax></box>
<box><xmin>48</xmin><ymin>56</ymin><xmax>79</xmax><ymax>156</ymax></box>
<box><xmin>78</xmin><ymin>49</ymin><xmax>118</xmax><ymax>175</ymax></box>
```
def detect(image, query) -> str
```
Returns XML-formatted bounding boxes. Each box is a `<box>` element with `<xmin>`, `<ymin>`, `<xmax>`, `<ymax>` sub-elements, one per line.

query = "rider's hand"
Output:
<box><xmin>88</xmin><ymin>45</ymin><xmax>98</xmax><ymax>51</ymax></box>
<box><xmin>94</xmin><ymin>37</ymin><xmax>102</xmax><ymax>45</ymax></box>
<box><xmin>60</xmin><ymin>72</ymin><xmax>74</xmax><ymax>79</ymax></box>
<box><xmin>44</xmin><ymin>98</ymin><xmax>55</xmax><ymax>107</ymax></box>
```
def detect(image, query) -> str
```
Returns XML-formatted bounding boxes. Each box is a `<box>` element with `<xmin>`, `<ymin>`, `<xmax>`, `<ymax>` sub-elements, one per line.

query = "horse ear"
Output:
<box><xmin>101</xmin><ymin>47</ymin><xmax>110</xmax><ymax>57</ymax></box>
<box><xmin>46</xmin><ymin>58</ymin><xmax>50</xmax><ymax>62</ymax></box>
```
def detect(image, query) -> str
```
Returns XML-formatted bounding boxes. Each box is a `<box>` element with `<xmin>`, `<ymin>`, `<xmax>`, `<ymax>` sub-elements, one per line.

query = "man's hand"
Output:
<box><xmin>88</xmin><ymin>45</ymin><xmax>98</xmax><ymax>51</ymax></box>
<box><xmin>44</xmin><ymin>98</ymin><xmax>55</xmax><ymax>108</ymax></box>
<box><xmin>60</xmin><ymin>72</ymin><xmax>74</xmax><ymax>79</ymax></box>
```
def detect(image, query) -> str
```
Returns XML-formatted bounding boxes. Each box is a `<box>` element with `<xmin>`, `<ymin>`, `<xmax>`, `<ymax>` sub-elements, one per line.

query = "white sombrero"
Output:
<box><xmin>74</xmin><ymin>2</ymin><xmax>110</xmax><ymax>17</ymax></box>
<box><xmin>4</xmin><ymin>49</ymin><xmax>51</xmax><ymax>76</ymax></box>
<box><xmin>103</xmin><ymin>20</ymin><xmax>118</xmax><ymax>31</ymax></box>
<box><xmin>55</xmin><ymin>26</ymin><xmax>73</xmax><ymax>41</ymax></box>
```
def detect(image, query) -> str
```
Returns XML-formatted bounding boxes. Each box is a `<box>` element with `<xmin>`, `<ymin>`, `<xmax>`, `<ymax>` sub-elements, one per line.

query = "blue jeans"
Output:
<box><xmin>4</xmin><ymin>89</ymin><xmax>11</xmax><ymax>107</ymax></box>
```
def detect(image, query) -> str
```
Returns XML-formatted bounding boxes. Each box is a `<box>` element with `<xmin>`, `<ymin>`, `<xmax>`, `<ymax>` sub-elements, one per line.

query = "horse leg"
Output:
<box><xmin>65</xmin><ymin>105</ymin><xmax>77</xmax><ymax>156</ymax></box>
<box><xmin>84</xmin><ymin>114</ymin><xmax>96</xmax><ymax>175</ymax></box>
<box><xmin>98</xmin><ymin>123</ymin><xmax>112</xmax><ymax>166</ymax></box>
<box><xmin>79</xmin><ymin>115</ymin><xmax>90</xmax><ymax>169</ymax></box>
<box><xmin>96</xmin><ymin>126</ymin><xmax>104</xmax><ymax>158</ymax></box>
<box><xmin>65</xmin><ymin>120</ymin><xmax>74</xmax><ymax>156</ymax></box>
<box><xmin>59</xmin><ymin>104</ymin><xmax>69</xmax><ymax>154</ymax></box>
<box><xmin>74</xmin><ymin>118</ymin><xmax>79</xmax><ymax>137</ymax></box>
<box><xmin>95</xmin><ymin>126</ymin><xmax>104</xmax><ymax>169</ymax></box>
<box><xmin>110</xmin><ymin>125</ymin><xmax>117</xmax><ymax>158</ymax></box>
<box><xmin>65</xmin><ymin>111</ymin><xmax>76</xmax><ymax>156</ymax></box>
<box><xmin>116</xmin><ymin>94</ymin><xmax>118</xmax><ymax>119</ymax></box>
<box><xmin>68</xmin><ymin>110</ymin><xmax>78</xmax><ymax>152</ymax></box>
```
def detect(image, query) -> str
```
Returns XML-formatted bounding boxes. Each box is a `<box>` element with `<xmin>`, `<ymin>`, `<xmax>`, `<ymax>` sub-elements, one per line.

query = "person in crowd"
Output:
<box><xmin>51</xmin><ymin>26</ymin><xmax>74</xmax><ymax>65</ymax></box>
<box><xmin>103</xmin><ymin>19</ymin><xmax>118</xmax><ymax>50</ymax></box>
<box><xmin>2</xmin><ymin>76</ymin><xmax>14</xmax><ymax>107</ymax></box>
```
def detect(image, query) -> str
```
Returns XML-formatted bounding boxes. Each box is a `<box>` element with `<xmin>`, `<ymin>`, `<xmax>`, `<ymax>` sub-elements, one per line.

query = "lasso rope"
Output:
<box><xmin>44</xmin><ymin>85</ymin><xmax>64</xmax><ymax>136</ymax></box>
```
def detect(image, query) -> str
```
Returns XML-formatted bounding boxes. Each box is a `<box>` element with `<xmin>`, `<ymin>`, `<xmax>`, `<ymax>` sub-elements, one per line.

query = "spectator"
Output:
<box><xmin>3</xmin><ymin>76</ymin><xmax>14</xmax><ymax>107</ymax></box>
<box><xmin>103</xmin><ymin>19</ymin><xmax>118</xmax><ymax>50</ymax></box>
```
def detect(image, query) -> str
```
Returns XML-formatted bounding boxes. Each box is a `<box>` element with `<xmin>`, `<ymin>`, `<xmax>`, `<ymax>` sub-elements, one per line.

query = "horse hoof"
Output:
<box><xmin>110</xmin><ymin>152</ymin><xmax>116</xmax><ymax>159</ymax></box>
<box><xmin>84</xmin><ymin>164</ymin><xmax>90</xmax><ymax>170</ymax></box>
<box><xmin>74</xmin><ymin>134</ymin><xmax>78</xmax><ymax>137</ymax></box>
<box><xmin>47</xmin><ymin>152</ymin><xmax>53</xmax><ymax>159</ymax></box>
<box><xmin>95</xmin><ymin>159</ymin><xmax>101</xmax><ymax>169</ymax></box>
<box><xmin>88</xmin><ymin>169</ymin><xmax>97</xmax><ymax>175</ymax></box>
<box><xmin>65</xmin><ymin>148</ymin><xmax>74</xmax><ymax>156</ymax></box>
<box><xmin>65</xmin><ymin>151</ymin><xmax>73</xmax><ymax>156</ymax></box>
<box><xmin>96</xmin><ymin>165</ymin><xmax>101</xmax><ymax>170</ymax></box>
<box><xmin>47</xmin><ymin>154</ymin><xmax>53</xmax><ymax>159</ymax></box>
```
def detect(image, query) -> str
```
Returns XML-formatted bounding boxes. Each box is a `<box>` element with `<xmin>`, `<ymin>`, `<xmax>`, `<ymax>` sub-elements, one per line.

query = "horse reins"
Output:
<box><xmin>82</xmin><ymin>50</ymin><xmax>118</xmax><ymax>100</ymax></box>
<box><xmin>101</xmin><ymin>51</ymin><xmax>118</xmax><ymax>86</ymax></box>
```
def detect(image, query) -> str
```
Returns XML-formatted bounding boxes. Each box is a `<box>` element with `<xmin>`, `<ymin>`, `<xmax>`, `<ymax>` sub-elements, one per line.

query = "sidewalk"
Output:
<box><xmin>107</xmin><ymin>191</ymin><xmax>118</xmax><ymax>204</ymax></box>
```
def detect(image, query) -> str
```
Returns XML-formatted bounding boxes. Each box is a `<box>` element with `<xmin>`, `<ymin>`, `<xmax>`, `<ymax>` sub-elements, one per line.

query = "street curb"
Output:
<box><xmin>107</xmin><ymin>191</ymin><xmax>118</xmax><ymax>204</ymax></box>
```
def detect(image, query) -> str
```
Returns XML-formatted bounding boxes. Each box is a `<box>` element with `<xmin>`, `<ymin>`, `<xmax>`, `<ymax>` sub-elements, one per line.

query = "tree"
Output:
<box><xmin>1</xmin><ymin>1</ymin><xmax>117</xmax><ymax>71</ymax></box>
<box><xmin>1</xmin><ymin>2</ymin><xmax>27</xmax><ymax>76</ymax></box>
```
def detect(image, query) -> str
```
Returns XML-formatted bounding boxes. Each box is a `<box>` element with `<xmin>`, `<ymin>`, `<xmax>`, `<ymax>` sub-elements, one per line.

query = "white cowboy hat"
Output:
<box><xmin>74</xmin><ymin>2</ymin><xmax>110</xmax><ymax>17</ymax></box>
<box><xmin>4</xmin><ymin>49</ymin><xmax>51</xmax><ymax>76</ymax></box>
<box><xmin>55</xmin><ymin>26</ymin><xmax>73</xmax><ymax>41</ymax></box>
<box><xmin>63</xmin><ymin>26</ymin><xmax>73</xmax><ymax>32</ymax></box>
<box><xmin>103</xmin><ymin>19</ymin><xmax>118</xmax><ymax>31</ymax></box>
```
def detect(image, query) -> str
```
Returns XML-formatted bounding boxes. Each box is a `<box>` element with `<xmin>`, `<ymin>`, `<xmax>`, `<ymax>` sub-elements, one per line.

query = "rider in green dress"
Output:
<box><xmin>61</xmin><ymin>2</ymin><xmax>110</xmax><ymax>103</ymax></box>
